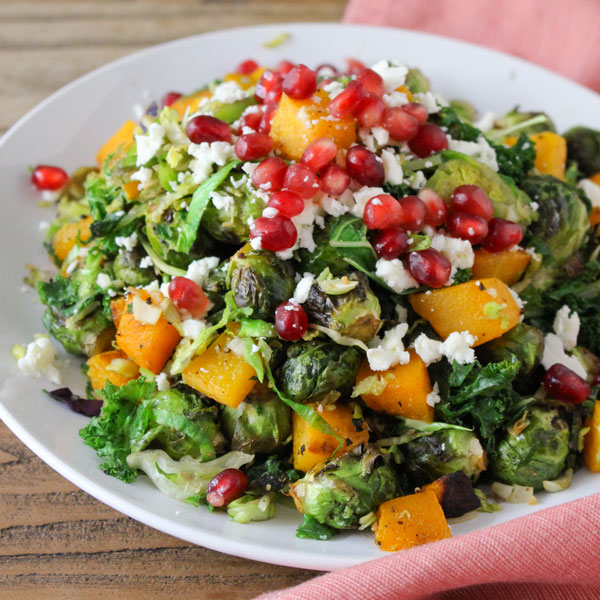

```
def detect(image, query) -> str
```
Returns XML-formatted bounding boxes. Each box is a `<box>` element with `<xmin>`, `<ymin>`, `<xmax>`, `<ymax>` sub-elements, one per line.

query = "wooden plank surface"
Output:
<box><xmin>0</xmin><ymin>1</ymin><xmax>347</xmax><ymax>597</ymax></box>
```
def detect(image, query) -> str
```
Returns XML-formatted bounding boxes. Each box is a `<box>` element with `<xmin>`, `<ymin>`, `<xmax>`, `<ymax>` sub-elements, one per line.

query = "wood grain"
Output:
<box><xmin>0</xmin><ymin>1</ymin><xmax>347</xmax><ymax>597</ymax></box>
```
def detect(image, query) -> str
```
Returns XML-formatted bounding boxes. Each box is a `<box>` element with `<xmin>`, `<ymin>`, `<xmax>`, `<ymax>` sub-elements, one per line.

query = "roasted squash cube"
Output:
<box><xmin>87</xmin><ymin>350</ymin><xmax>140</xmax><ymax>391</ymax></box>
<box><xmin>422</xmin><ymin>471</ymin><xmax>481</xmax><ymax>518</ymax></box>
<box><xmin>472</xmin><ymin>248</ymin><xmax>532</xmax><ymax>286</ymax></box>
<box><xmin>96</xmin><ymin>120</ymin><xmax>137</xmax><ymax>167</ymax></box>
<box><xmin>51</xmin><ymin>216</ymin><xmax>93</xmax><ymax>262</ymax></box>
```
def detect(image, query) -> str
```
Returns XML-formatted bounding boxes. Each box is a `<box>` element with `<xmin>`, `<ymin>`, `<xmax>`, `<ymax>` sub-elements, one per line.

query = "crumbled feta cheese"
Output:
<box><xmin>578</xmin><ymin>179</ymin><xmax>600</xmax><ymax>208</ymax></box>
<box><xmin>370</xmin><ymin>59</ymin><xmax>408</xmax><ymax>92</ymax></box>
<box><xmin>413</xmin><ymin>333</ymin><xmax>443</xmax><ymax>365</ymax></box>
<box><xmin>292</xmin><ymin>273</ymin><xmax>315</xmax><ymax>304</ymax></box>
<box><xmin>382</xmin><ymin>91</ymin><xmax>409</xmax><ymax>108</ymax></box>
<box><xmin>473</xmin><ymin>110</ymin><xmax>495</xmax><ymax>132</ymax></box>
<box><xmin>367</xmin><ymin>323</ymin><xmax>410</xmax><ymax>371</ymax></box>
<box><xmin>320</xmin><ymin>194</ymin><xmax>349</xmax><ymax>217</ymax></box>
<box><xmin>395</xmin><ymin>304</ymin><xmax>408</xmax><ymax>322</ymax></box>
<box><xmin>508</xmin><ymin>287</ymin><xmax>525</xmax><ymax>311</ymax></box>
<box><xmin>440</xmin><ymin>331</ymin><xmax>477</xmax><ymax>364</ymax></box>
<box><xmin>426</xmin><ymin>382</ymin><xmax>441</xmax><ymax>407</ymax></box>
<box><xmin>448</xmin><ymin>136</ymin><xmax>498</xmax><ymax>171</ymax></box>
<box><xmin>430</xmin><ymin>234</ymin><xmax>474</xmax><ymax>275</ymax></box>
<box><xmin>136</xmin><ymin>123</ymin><xmax>165</xmax><ymax>166</ymax></box>
<box><xmin>212</xmin><ymin>80</ymin><xmax>249</xmax><ymax>104</ymax></box>
<box><xmin>381</xmin><ymin>149</ymin><xmax>404</xmax><ymax>185</ymax></box>
<box><xmin>322</xmin><ymin>80</ymin><xmax>344</xmax><ymax>99</ymax></box>
<box><xmin>155</xmin><ymin>372</ymin><xmax>170</xmax><ymax>391</ymax></box>
<box><xmin>375</xmin><ymin>258</ymin><xmax>418</xmax><ymax>293</ymax></box>
<box><xmin>143</xmin><ymin>280</ymin><xmax>160</xmax><ymax>293</ymax></box>
<box><xmin>276</xmin><ymin>200</ymin><xmax>323</xmax><ymax>259</ymax></box>
<box><xmin>115</xmin><ymin>232</ymin><xmax>138</xmax><ymax>252</ymax></box>
<box><xmin>371</xmin><ymin>127</ymin><xmax>389</xmax><ymax>146</ymax></box>
<box><xmin>553</xmin><ymin>305</ymin><xmax>580</xmax><ymax>351</ymax></box>
<box><xmin>262</xmin><ymin>206</ymin><xmax>279</xmax><ymax>218</ymax></box>
<box><xmin>352</xmin><ymin>186</ymin><xmax>385</xmax><ymax>218</ymax></box>
<box><xmin>182</xmin><ymin>318</ymin><xmax>207</xmax><ymax>339</ymax></box>
<box><xmin>210</xmin><ymin>190</ymin><xmax>235</xmax><ymax>211</ymax></box>
<box><xmin>404</xmin><ymin>170</ymin><xmax>427</xmax><ymax>190</ymax></box>
<box><xmin>96</xmin><ymin>273</ymin><xmax>112</xmax><ymax>289</ymax></box>
<box><xmin>250</xmin><ymin>236</ymin><xmax>262</xmax><ymax>250</ymax></box>
<box><xmin>139</xmin><ymin>256</ymin><xmax>153</xmax><ymax>269</ymax></box>
<box><xmin>185</xmin><ymin>256</ymin><xmax>219</xmax><ymax>288</ymax></box>
<box><xmin>188</xmin><ymin>141</ymin><xmax>236</xmax><ymax>184</ymax></box>
<box><xmin>542</xmin><ymin>333</ymin><xmax>586</xmax><ymax>378</ymax></box>
<box><xmin>413</xmin><ymin>92</ymin><xmax>441</xmax><ymax>114</ymax></box>
<box><xmin>131</xmin><ymin>167</ymin><xmax>153</xmax><ymax>190</ymax></box>
<box><xmin>242</xmin><ymin>162</ymin><xmax>258</xmax><ymax>176</ymax></box>
<box><xmin>17</xmin><ymin>336</ymin><xmax>61</xmax><ymax>384</ymax></box>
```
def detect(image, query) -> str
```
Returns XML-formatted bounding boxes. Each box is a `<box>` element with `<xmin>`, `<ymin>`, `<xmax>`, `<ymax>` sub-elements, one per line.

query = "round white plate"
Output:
<box><xmin>1</xmin><ymin>23</ymin><xmax>599</xmax><ymax>572</ymax></box>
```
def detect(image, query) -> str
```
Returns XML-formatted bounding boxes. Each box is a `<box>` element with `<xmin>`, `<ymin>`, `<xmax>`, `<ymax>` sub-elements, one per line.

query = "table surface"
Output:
<box><xmin>0</xmin><ymin>1</ymin><xmax>346</xmax><ymax>598</ymax></box>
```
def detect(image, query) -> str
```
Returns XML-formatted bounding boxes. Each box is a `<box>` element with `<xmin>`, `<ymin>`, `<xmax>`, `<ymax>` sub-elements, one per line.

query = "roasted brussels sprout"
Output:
<box><xmin>227</xmin><ymin>246</ymin><xmax>295</xmax><ymax>320</ymax></box>
<box><xmin>402</xmin><ymin>428</ymin><xmax>488</xmax><ymax>484</ymax></box>
<box><xmin>427</xmin><ymin>156</ymin><xmax>536</xmax><ymax>225</ymax></box>
<box><xmin>202</xmin><ymin>175</ymin><xmax>268</xmax><ymax>244</ymax></box>
<box><xmin>517</xmin><ymin>175</ymin><xmax>589</xmax><ymax>291</ymax></box>
<box><xmin>202</xmin><ymin>259</ymin><xmax>229</xmax><ymax>312</ymax></box>
<box><xmin>113</xmin><ymin>249</ymin><xmax>155</xmax><ymax>286</ymax></box>
<box><xmin>571</xmin><ymin>346</ymin><xmax>600</xmax><ymax>382</ymax></box>
<box><xmin>297</xmin><ymin>221</ymin><xmax>349</xmax><ymax>276</ymax></box>
<box><xmin>129</xmin><ymin>388</ymin><xmax>226</xmax><ymax>460</ymax></box>
<box><xmin>449</xmin><ymin>99</ymin><xmax>477</xmax><ymax>124</ymax></box>
<box><xmin>289</xmin><ymin>446</ymin><xmax>399</xmax><ymax>529</ymax></box>
<box><xmin>491</xmin><ymin>107</ymin><xmax>555</xmax><ymax>138</ymax></box>
<box><xmin>564</xmin><ymin>126</ymin><xmax>600</xmax><ymax>177</ymax></box>
<box><xmin>492</xmin><ymin>406</ymin><xmax>570</xmax><ymax>490</ymax></box>
<box><xmin>305</xmin><ymin>271</ymin><xmax>381</xmax><ymax>343</ymax></box>
<box><xmin>405</xmin><ymin>67</ymin><xmax>430</xmax><ymax>93</ymax></box>
<box><xmin>278</xmin><ymin>340</ymin><xmax>362</xmax><ymax>403</ymax></box>
<box><xmin>221</xmin><ymin>384</ymin><xmax>291</xmax><ymax>454</ymax></box>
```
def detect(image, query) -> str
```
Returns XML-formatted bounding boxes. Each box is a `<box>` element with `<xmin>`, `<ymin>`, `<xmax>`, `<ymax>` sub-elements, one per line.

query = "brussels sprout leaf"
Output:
<box><xmin>295</xmin><ymin>515</ymin><xmax>337</xmax><ymax>540</ymax></box>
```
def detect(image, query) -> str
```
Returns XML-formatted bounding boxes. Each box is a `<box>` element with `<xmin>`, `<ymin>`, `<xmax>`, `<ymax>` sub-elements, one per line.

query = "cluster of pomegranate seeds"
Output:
<box><xmin>250</xmin><ymin>215</ymin><xmax>297</xmax><ymax>251</ymax></box>
<box><xmin>255</xmin><ymin>70</ymin><xmax>284</xmax><ymax>104</ymax></box>
<box><xmin>168</xmin><ymin>277</ymin><xmax>210</xmax><ymax>319</ymax></box>
<box><xmin>346</xmin><ymin>146</ymin><xmax>385</xmax><ymax>187</ymax></box>
<box><xmin>161</xmin><ymin>91</ymin><xmax>182</xmax><ymax>107</ymax></box>
<box><xmin>186</xmin><ymin>115</ymin><xmax>232</xmax><ymax>144</ymax></box>
<box><xmin>282</xmin><ymin>64</ymin><xmax>317</xmax><ymax>100</ymax></box>
<box><xmin>31</xmin><ymin>165</ymin><xmax>69</xmax><ymax>191</ymax></box>
<box><xmin>482</xmin><ymin>218</ymin><xmax>524</xmax><ymax>252</ymax></box>
<box><xmin>301</xmin><ymin>137</ymin><xmax>338</xmax><ymax>172</ymax></box>
<box><xmin>543</xmin><ymin>364</ymin><xmax>591</xmax><ymax>404</ymax></box>
<box><xmin>408</xmin><ymin>123</ymin><xmax>449</xmax><ymax>157</ymax></box>
<box><xmin>275</xmin><ymin>301</ymin><xmax>308</xmax><ymax>341</ymax></box>
<box><xmin>235</xmin><ymin>59</ymin><xmax>259</xmax><ymax>74</ymax></box>
<box><xmin>363</xmin><ymin>194</ymin><xmax>403</xmax><ymax>230</ymax></box>
<box><xmin>418</xmin><ymin>188</ymin><xmax>448</xmax><ymax>226</ymax></box>
<box><xmin>408</xmin><ymin>248</ymin><xmax>452</xmax><ymax>288</ymax></box>
<box><xmin>283</xmin><ymin>163</ymin><xmax>320</xmax><ymax>199</ymax></box>
<box><xmin>320</xmin><ymin>164</ymin><xmax>350</xmax><ymax>196</ymax></box>
<box><xmin>206</xmin><ymin>469</ymin><xmax>249</xmax><ymax>507</ymax></box>
<box><xmin>373</xmin><ymin>228</ymin><xmax>410</xmax><ymax>260</ymax></box>
<box><xmin>268</xmin><ymin>190</ymin><xmax>305</xmax><ymax>217</ymax></box>
<box><xmin>234</xmin><ymin>132</ymin><xmax>273</xmax><ymax>161</ymax></box>
<box><xmin>251</xmin><ymin>156</ymin><xmax>287</xmax><ymax>191</ymax></box>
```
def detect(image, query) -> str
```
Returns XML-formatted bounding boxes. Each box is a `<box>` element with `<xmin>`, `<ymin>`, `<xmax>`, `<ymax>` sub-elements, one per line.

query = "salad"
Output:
<box><xmin>18</xmin><ymin>56</ymin><xmax>600</xmax><ymax>552</ymax></box>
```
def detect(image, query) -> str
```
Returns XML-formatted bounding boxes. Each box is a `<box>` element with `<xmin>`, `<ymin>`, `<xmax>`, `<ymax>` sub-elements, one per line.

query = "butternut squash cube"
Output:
<box><xmin>270</xmin><ymin>91</ymin><xmax>356</xmax><ymax>161</ymax></box>
<box><xmin>87</xmin><ymin>350</ymin><xmax>139</xmax><ymax>391</ymax></box>
<box><xmin>51</xmin><ymin>216</ymin><xmax>93</xmax><ymax>262</ymax></box>
<box><xmin>374</xmin><ymin>490</ymin><xmax>451</xmax><ymax>551</ymax></box>
<box><xmin>96</xmin><ymin>120</ymin><xmax>137</xmax><ymax>167</ymax></box>
<box><xmin>409</xmin><ymin>277</ymin><xmax>521</xmax><ymax>346</ymax></box>
<box><xmin>584</xmin><ymin>400</ymin><xmax>600</xmax><ymax>472</ymax></box>
<box><xmin>355</xmin><ymin>350</ymin><xmax>433</xmax><ymax>422</ymax></box>
<box><xmin>182</xmin><ymin>327</ymin><xmax>257</xmax><ymax>409</ymax></box>
<box><xmin>170</xmin><ymin>90</ymin><xmax>212</xmax><ymax>120</ymax></box>
<box><xmin>292</xmin><ymin>403</ymin><xmax>369</xmax><ymax>472</ymax></box>
<box><xmin>472</xmin><ymin>248</ymin><xmax>531</xmax><ymax>286</ymax></box>
<box><xmin>506</xmin><ymin>131</ymin><xmax>566</xmax><ymax>180</ymax></box>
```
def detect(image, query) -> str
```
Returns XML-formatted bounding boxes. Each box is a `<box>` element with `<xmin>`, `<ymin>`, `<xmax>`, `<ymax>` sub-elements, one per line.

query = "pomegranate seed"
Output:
<box><xmin>255</xmin><ymin>70</ymin><xmax>283</xmax><ymax>104</ymax></box>
<box><xmin>447</xmin><ymin>212</ymin><xmax>489</xmax><ymax>244</ymax></box>
<box><xmin>282</xmin><ymin>64</ymin><xmax>317</xmax><ymax>100</ymax></box>
<box><xmin>315</xmin><ymin>63</ymin><xmax>340</xmax><ymax>78</ymax></box>
<box><xmin>283</xmin><ymin>163</ymin><xmax>320</xmax><ymax>199</ymax></box>
<box><xmin>356</xmin><ymin>95</ymin><xmax>386</xmax><ymax>128</ymax></box>
<box><xmin>31</xmin><ymin>165</ymin><xmax>68</xmax><ymax>191</ymax></box>
<box><xmin>482</xmin><ymin>218</ymin><xmax>523</xmax><ymax>252</ymax></box>
<box><xmin>258</xmin><ymin>103</ymin><xmax>278</xmax><ymax>134</ymax></box>
<box><xmin>251</xmin><ymin>157</ymin><xmax>287</xmax><ymax>191</ymax></box>
<box><xmin>345</xmin><ymin>146</ymin><xmax>385</xmax><ymax>187</ymax></box>
<box><xmin>250</xmin><ymin>215</ymin><xmax>297</xmax><ymax>251</ymax></box>
<box><xmin>277</xmin><ymin>60</ymin><xmax>295</xmax><ymax>75</ymax></box>
<box><xmin>328</xmin><ymin>81</ymin><xmax>368</xmax><ymax>119</ymax></box>
<box><xmin>544</xmin><ymin>364</ymin><xmax>591</xmax><ymax>404</ymax></box>
<box><xmin>356</xmin><ymin>69</ymin><xmax>385</xmax><ymax>97</ymax></box>
<box><xmin>236</xmin><ymin>59</ymin><xmax>258</xmax><ymax>74</ymax></box>
<box><xmin>234</xmin><ymin>133</ymin><xmax>273</xmax><ymax>161</ymax></box>
<box><xmin>401</xmin><ymin>102</ymin><xmax>428</xmax><ymax>125</ymax></box>
<box><xmin>268</xmin><ymin>191</ymin><xmax>305</xmax><ymax>217</ymax></box>
<box><xmin>186</xmin><ymin>115</ymin><xmax>232</xmax><ymax>144</ymax></box>
<box><xmin>161</xmin><ymin>91</ymin><xmax>182</xmax><ymax>107</ymax></box>
<box><xmin>345</xmin><ymin>58</ymin><xmax>366</xmax><ymax>75</ymax></box>
<box><xmin>451</xmin><ymin>185</ymin><xmax>494</xmax><ymax>222</ymax></box>
<box><xmin>320</xmin><ymin>164</ymin><xmax>350</xmax><ymax>196</ymax></box>
<box><xmin>301</xmin><ymin>137</ymin><xmax>338</xmax><ymax>172</ymax></box>
<box><xmin>408</xmin><ymin>123</ymin><xmax>449</xmax><ymax>157</ymax></box>
<box><xmin>418</xmin><ymin>188</ymin><xmax>448</xmax><ymax>227</ymax></box>
<box><xmin>206</xmin><ymin>469</ymin><xmax>249</xmax><ymax>508</ymax></box>
<box><xmin>397</xmin><ymin>195</ymin><xmax>426</xmax><ymax>232</ymax></box>
<box><xmin>275</xmin><ymin>302</ymin><xmax>308</xmax><ymax>341</ymax></box>
<box><xmin>373</xmin><ymin>228</ymin><xmax>410</xmax><ymax>259</ymax></box>
<box><xmin>168</xmin><ymin>277</ymin><xmax>210</xmax><ymax>319</ymax></box>
<box><xmin>384</xmin><ymin>107</ymin><xmax>420</xmax><ymax>142</ymax></box>
<box><xmin>408</xmin><ymin>248</ymin><xmax>451</xmax><ymax>288</ymax></box>
<box><xmin>239</xmin><ymin>108</ymin><xmax>263</xmax><ymax>131</ymax></box>
<box><xmin>363</xmin><ymin>194</ymin><xmax>402</xmax><ymax>230</ymax></box>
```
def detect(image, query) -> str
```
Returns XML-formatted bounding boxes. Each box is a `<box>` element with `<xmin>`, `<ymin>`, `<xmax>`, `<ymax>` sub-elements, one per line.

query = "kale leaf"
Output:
<box><xmin>246</xmin><ymin>455</ymin><xmax>302</xmax><ymax>494</ymax></box>
<box><xmin>295</xmin><ymin>515</ymin><xmax>337</xmax><ymax>541</ymax></box>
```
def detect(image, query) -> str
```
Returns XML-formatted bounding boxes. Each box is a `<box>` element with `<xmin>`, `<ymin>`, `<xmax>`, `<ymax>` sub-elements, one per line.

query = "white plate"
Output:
<box><xmin>1</xmin><ymin>23</ymin><xmax>599</xmax><ymax>572</ymax></box>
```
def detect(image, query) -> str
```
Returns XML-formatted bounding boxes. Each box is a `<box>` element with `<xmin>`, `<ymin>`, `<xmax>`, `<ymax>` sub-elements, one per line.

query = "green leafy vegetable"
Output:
<box><xmin>296</xmin><ymin>515</ymin><xmax>337</xmax><ymax>540</ymax></box>
<box><xmin>227</xmin><ymin>493</ymin><xmax>277</xmax><ymax>524</ymax></box>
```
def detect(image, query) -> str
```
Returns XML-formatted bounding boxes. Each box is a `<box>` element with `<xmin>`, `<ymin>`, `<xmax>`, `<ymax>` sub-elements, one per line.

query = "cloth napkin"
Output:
<box><xmin>255</xmin><ymin>1</ymin><xmax>600</xmax><ymax>598</ymax></box>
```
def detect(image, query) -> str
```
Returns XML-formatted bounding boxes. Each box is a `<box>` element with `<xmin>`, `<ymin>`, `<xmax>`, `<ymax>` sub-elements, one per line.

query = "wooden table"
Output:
<box><xmin>0</xmin><ymin>1</ymin><xmax>346</xmax><ymax>597</ymax></box>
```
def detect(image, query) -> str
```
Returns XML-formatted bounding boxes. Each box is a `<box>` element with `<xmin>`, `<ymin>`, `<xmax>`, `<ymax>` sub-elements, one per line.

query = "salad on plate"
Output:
<box><xmin>17</xmin><ymin>56</ymin><xmax>600</xmax><ymax>551</ymax></box>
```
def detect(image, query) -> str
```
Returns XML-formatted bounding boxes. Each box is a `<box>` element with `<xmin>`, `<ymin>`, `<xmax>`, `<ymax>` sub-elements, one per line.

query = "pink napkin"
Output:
<box><xmin>344</xmin><ymin>0</ymin><xmax>600</xmax><ymax>93</ymax></box>
<box><xmin>256</xmin><ymin>493</ymin><xmax>600</xmax><ymax>599</ymax></box>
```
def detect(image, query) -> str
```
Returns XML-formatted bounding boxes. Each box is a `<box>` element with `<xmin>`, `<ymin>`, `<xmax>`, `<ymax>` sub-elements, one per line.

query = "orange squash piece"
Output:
<box><xmin>96</xmin><ymin>120</ymin><xmax>137</xmax><ymax>167</ymax></box>
<box><xmin>116</xmin><ymin>289</ymin><xmax>181</xmax><ymax>374</ymax></box>
<box><xmin>224</xmin><ymin>68</ymin><xmax>266</xmax><ymax>89</ymax></box>
<box><xmin>590</xmin><ymin>207</ymin><xmax>600</xmax><ymax>229</ymax></box>
<box><xmin>374</xmin><ymin>490</ymin><xmax>451</xmax><ymax>552</ymax></box>
<box><xmin>292</xmin><ymin>403</ymin><xmax>369</xmax><ymax>472</ymax></box>
<box><xmin>270</xmin><ymin>91</ymin><xmax>356</xmax><ymax>160</ymax></box>
<box><xmin>506</xmin><ymin>131</ymin><xmax>566</xmax><ymax>180</ymax></box>
<box><xmin>51</xmin><ymin>216</ymin><xmax>93</xmax><ymax>262</ymax></box>
<box><xmin>87</xmin><ymin>350</ymin><xmax>140</xmax><ymax>391</ymax></box>
<box><xmin>109</xmin><ymin>297</ymin><xmax>127</xmax><ymax>328</ymax></box>
<box><xmin>584</xmin><ymin>401</ymin><xmax>600</xmax><ymax>472</ymax></box>
<box><xmin>170</xmin><ymin>90</ymin><xmax>212</xmax><ymax>120</ymax></box>
<box><xmin>355</xmin><ymin>350</ymin><xmax>433</xmax><ymax>422</ymax></box>
<box><xmin>590</xmin><ymin>173</ymin><xmax>600</xmax><ymax>187</ymax></box>
<box><xmin>409</xmin><ymin>277</ymin><xmax>521</xmax><ymax>346</ymax></box>
<box><xmin>472</xmin><ymin>248</ymin><xmax>532</xmax><ymax>286</ymax></box>
<box><xmin>123</xmin><ymin>180</ymin><xmax>141</xmax><ymax>200</ymax></box>
<box><xmin>182</xmin><ymin>326</ymin><xmax>257</xmax><ymax>409</ymax></box>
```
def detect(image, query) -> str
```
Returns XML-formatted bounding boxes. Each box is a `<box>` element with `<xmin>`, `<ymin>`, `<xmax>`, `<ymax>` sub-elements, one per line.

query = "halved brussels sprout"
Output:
<box><xmin>564</xmin><ymin>126</ymin><xmax>600</xmax><ymax>177</ymax></box>
<box><xmin>113</xmin><ymin>249</ymin><xmax>155</xmax><ymax>287</ymax></box>
<box><xmin>297</xmin><ymin>220</ymin><xmax>350</xmax><ymax>277</ymax></box>
<box><xmin>405</xmin><ymin>68</ymin><xmax>430</xmax><ymax>94</ymax></box>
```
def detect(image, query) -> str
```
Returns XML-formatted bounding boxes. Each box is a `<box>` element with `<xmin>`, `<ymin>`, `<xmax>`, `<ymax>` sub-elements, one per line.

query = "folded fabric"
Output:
<box><xmin>256</xmin><ymin>493</ymin><xmax>600</xmax><ymax>599</ymax></box>
<box><xmin>344</xmin><ymin>0</ymin><xmax>600</xmax><ymax>93</ymax></box>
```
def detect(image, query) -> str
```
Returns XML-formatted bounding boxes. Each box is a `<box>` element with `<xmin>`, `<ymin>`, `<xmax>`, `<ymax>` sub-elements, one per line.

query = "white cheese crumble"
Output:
<box><xmin>115</xmin><ymin>232</ymin><xmax>138</xmax><ymax>252</ymax></box>
<box><xmin>372</xmin><ymin>127</ymin><xmax>390</xmax><ymax>146</ymax></box>
<box><xmin>395</xmin><ymin>304</ymin><xmax>408</xmax><ymax>323</ymax></box>
<box><xmin>447</xmin><ymin>136</ymin><xmax>498</xmax><ymax>171</ymax></box>
<box><xmin>17</xmin><ymin>336</ymin><xmax>61</xmax><ymax>384</ymax></box>
<box><xmin>473</xmin><ymin>110</ymin><xmax>496</xmax><ymax>132</ymax></box>
<box><xmin>262</xmin><ymin>206</ymin><xmax>279</xmax><ymax>218</ymax></box>
<box><xmin>322</xmin><ymin>80</ymin><xmax>344</xmax><ymax>99</ymax></box>
<box><xmin>210</xmin><ymin>190</ymin><xmax>234</xmax><ymax>211</ymax></box>
<box><xmin>375</xmin><ymin>258</ymin><xmax>419</xmax><ymax>293</ymax></box>
<box><xmin>414</xmin><ymin>92</ymin><xmax>442</xmax><ymax>114</ymax></box>
<box><xmin>367</xmin><ymin>323</ymin><xmax>410</xmax><ymax>371</ymax></box>
<box><xmin>553</xmin><ymin>305</ymin><xmax>580</xmax><ymax>351</ymax></box>
<box><xmin>292</xmin><ymin>273</ymin><xmax>315</xmax><ymax>304</ymax></box>
<box><xmin>182</xmin><ymin>318</ymin><xmax>207</xmax><ymax>339</ymax></box>
<box><xmin>542</xmin><ymin>333</ymin><xmax>586</xmax><ymax>379</ymax></box>
<box><xmin>136</xmin><ymin>123</ymin><xmax>165</xmax><ymax>166</ymax></box>
<box><xmin>578</xmin><ymin>179</ymin><xmax>600</xmax><ymax>208</ymax></box>
<box><xmin>155</xmin><ymin>372</ymin><xmax>170</xmax><ymax>391</ymax></box>
<box><xmin>508</xmin><ymin>287</ymin><xmax>525</xmax><ymax>311</ymax></box>
<box><xmin>185</xmin><ymin>256</ymin><xmax>219</xmax><ymax>288</ymax></box>
<box><xmin>413</xmin><ymin>333</ymin><xmax>443</xmax><ymax>365</ymax></box>
<box><xmin>241</xmin><ymin>162</ymin><xmax>258</xmax><ymax>176</ymax></box>
<box><xmin>381</xmin><ymin>149</ymin><xmax>404</xmax><ymax>185</ymax></box>
<box><xmin>276</xmin><ymin>200</ymin><xmax>323</xmax><ymax>260</ymax></box>
<box><xmin>382</xmin><ymin>91</ymin><xmax>409</xmax><ymax>108</ymax></box>
<box><xmin>250</xmin><ymin>236</ymin><xmax>262</xmax><ymax>250</ymax></box>
<box><xmin>441</xmin><ymin>331</ymin><xmax>477</xmax><ymax>364</ymax></box>
<box><xmin>212</xmin><ymin>80</ymin><xmax>249</xmax><ymax>104</ymax></box>
<box><xmin>320</xmin><ymin>194</ymin><xmax>350</xmax><ymax>217</ymax></box>
<box><xmin>430</xmin><ymin>233</ymin><xmax>474</xmax><ymax>276</ymax></box>
<box><xmin>139</xmin><ymin>256</ymin><xmax>153</xmax><ymax>269</ymax></box>
<box><xmin>188</xmin><ymin>141</ymin><xmax>236</xmax><ymax>184</ymax></box>
<box><xmin>96</xmin><ymin>273</ymin><xmax>112</xmax><ymax>289</ymax></box>
<box><xmin>351</xmin><ymin>186</ymin><xmax>385</xmax><ymax>218</ymax></box>
<box><xmin>131</xmin><ymin>167</ymin><xmax>153</xmax><ymax>190</ymax></box>
<box><xmin>426</xmin><ymin>382</ymin><xmax>441</xmax><ymax>407</ymax></box>
<box><xmin>370</xmin><ymin>59</ymin><xmax>408</xmax><ymax>92</ymax></box>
